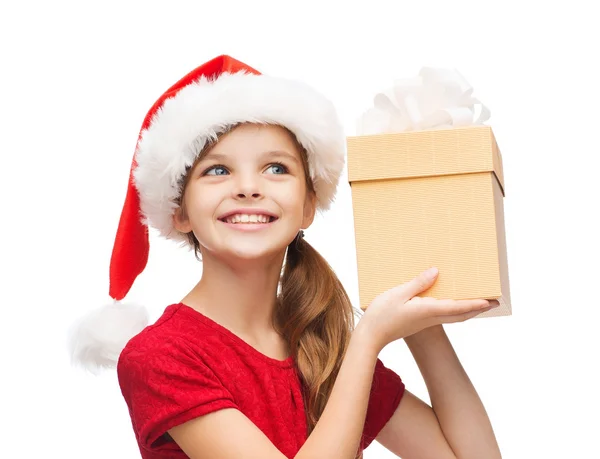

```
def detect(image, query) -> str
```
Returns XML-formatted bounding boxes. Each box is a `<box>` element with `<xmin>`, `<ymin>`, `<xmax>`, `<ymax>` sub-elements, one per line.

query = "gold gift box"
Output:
<box><xmin>346</xmin><ymin>125</ymin><xmax>511</xmax><ymax>317</ymax></box>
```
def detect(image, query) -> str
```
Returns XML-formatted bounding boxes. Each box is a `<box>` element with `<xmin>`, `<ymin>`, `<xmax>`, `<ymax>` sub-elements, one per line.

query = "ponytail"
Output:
<box><xmin>275</xmin><ymin>233</ymin><xmax>364</xmax><ymax>457</ymax></box>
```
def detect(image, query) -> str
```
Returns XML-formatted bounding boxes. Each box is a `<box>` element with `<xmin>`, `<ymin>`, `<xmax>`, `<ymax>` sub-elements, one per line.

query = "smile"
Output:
<box><xmin>220</xmin><ymin>213</ymin><xmax>277</xmax><ymax>224</ymax></box>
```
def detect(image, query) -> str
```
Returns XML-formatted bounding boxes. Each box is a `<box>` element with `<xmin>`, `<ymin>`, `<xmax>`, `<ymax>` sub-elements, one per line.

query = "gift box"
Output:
<box><xmin>347</xmin><ymin>69</ymin><xmax>511</xmax><ymax>317</ymax></box>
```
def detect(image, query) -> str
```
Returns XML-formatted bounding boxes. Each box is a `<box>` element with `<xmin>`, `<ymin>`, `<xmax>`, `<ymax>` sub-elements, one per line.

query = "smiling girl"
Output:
<box><xmin>69</xmin><ymin>55</ymin><xmax>501</xmax><ymax>459</ymax></box>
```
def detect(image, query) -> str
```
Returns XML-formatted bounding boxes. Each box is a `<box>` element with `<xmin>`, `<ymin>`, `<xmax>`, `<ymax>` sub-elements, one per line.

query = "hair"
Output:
<box><xmin>176</xmin><ymin>123</ymin><xmax>365</xmax><ymax>458</ymax></box>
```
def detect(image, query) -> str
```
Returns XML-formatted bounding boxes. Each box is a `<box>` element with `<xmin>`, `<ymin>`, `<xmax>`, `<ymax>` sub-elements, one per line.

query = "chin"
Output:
<box><xmin>221</xmin><ymin>242</ymin><xmax>287</xmax><ymax>263</ymax></box>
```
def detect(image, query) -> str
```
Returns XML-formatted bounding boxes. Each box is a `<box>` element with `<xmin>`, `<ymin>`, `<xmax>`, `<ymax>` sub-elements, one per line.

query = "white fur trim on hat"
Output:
<box><xmin>133</xmin><ymin>71</ymin><xmax>346</xmax><ymax>244</ymax></box>
<box><xmin>68</xmin><ymin>302</ymin><xmax>149</xmax><ymax>374</ymax></box>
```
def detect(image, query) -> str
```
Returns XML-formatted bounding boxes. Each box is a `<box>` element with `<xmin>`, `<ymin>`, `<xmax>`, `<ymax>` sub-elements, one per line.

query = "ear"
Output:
<box><xmin>172</xmin><ymin>206</ymin><xmax>193</xmax><ymax>233</ymax></box>
<box><xmin>301</xmin><ymin>190</ymin><xmax>317</xmax><ymax>229</ymax></box>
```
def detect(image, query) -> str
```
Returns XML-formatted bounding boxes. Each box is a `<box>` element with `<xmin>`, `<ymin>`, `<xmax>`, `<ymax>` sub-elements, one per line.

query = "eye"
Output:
<box><xmin>203</xmin><ymin>165</ymin><xmax>229</xmax><ymax>176</ymax></box>
<box><xmin>265</xmin><ymin>163</ymin><xmax>288</xmax><ymax>174</ymax></box>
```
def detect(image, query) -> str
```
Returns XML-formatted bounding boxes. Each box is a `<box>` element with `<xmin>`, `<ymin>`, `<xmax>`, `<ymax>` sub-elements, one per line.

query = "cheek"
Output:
<box><xmin>278</xmin><ymin>182</ymin><xmax>307</xmax><ymax>213</ymax></box>
<box><xmin>185</xmin><ymin>186</ymin><xmax>220</xmax><ymax>223</ymax></box>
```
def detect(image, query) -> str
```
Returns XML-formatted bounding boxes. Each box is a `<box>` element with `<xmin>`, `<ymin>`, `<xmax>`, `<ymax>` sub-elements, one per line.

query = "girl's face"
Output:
<box><xmin>174</xmin><ymin>124</ymin><xmax>316</xmax><ymax>263</ymax></box>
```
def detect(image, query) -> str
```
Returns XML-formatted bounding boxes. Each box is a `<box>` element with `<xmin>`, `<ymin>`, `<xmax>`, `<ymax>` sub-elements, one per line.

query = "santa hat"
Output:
<box><xmin>68</xmin><ymin>55</ymin><xmax>346</xmax><ymax>374</ymax></box>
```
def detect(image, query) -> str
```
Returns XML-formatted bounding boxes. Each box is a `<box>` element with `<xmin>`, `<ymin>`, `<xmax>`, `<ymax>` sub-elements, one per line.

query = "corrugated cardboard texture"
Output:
<box><xmin>347</xmin><ymin>126</ymin><xmax>511</xmax><ymax>317</ymax></box>
<box><xmin>348</xmin><ymin>125</ymin><xmax>505</xmax><ymax>195</ymax></box>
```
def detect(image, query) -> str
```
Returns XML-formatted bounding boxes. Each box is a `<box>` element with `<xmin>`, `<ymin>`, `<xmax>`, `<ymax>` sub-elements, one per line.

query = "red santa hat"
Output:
<box><xmin>68</xmin><ymin>55</ymin><xmax>346</xmax><ymax>373</ymax></box>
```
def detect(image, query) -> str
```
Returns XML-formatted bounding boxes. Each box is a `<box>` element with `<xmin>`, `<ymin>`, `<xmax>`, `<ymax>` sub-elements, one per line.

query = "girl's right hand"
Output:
<box><xmin>359</xmin><ymin>267</ymin><xmax>498</xmax><ymax>352</ymax></box>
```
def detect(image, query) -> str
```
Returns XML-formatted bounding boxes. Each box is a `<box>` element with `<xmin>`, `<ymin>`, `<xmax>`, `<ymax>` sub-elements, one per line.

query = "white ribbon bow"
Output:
<box><xmin>357</xmin><ymin>68</ymin><xmax>490</xmax><ymax>135</ymax></box>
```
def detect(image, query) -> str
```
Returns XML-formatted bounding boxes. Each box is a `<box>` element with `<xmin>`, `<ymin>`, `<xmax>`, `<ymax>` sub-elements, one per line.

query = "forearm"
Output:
<box><xmin>405</xmin><ymin>325</ymin><xmax>501</xmax><ymax>459</ymax></box>
<box><xmin>295</xmin><ymin>325</ymin><xmax>380</xmax><ymax>459</ymax></box>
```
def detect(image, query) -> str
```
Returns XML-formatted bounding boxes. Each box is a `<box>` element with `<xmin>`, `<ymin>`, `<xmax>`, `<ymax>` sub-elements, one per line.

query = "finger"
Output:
<box><xmin>424</xmin><ymin>298</ymin><xmax>490</xmax><ymax>316</ymax></box>
<box><xmin>441</xmin><ymin>307</ymin><xmax>493</xmax><ymax>324</ymax></box>
<box><xmin>398</xmin><ymin>267</ymin><xmax>439</xmax><ymax>300</ymax></box>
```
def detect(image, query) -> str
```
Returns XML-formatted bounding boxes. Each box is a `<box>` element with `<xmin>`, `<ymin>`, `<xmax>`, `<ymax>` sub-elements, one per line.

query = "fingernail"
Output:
<box><xmin>482</xmin><ymin>300</ymin><xmax>500</xmax><ymax>309</ymax></box>
<box><xmin>426</xmin><ymin>267</ymin><xmax>438</xmax><ymax>278</ymax></box>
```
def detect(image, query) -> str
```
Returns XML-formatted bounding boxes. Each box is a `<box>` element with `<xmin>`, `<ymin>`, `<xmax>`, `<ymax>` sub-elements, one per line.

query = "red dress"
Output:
<box><xmin>117</xmin><ymin>303</ymin><xmax>405</xmax><ymax>458</ymax></box>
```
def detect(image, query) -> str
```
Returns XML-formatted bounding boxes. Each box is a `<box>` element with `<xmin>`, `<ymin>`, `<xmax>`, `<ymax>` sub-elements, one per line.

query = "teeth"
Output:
<box><xmin>224</xmin><ymin>214</ymin><xmax>273</xmax><ymax>224</ymax></box>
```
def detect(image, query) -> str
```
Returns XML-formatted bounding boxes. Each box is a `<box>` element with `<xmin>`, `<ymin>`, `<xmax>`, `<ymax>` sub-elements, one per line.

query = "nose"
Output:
<box><xmin>233</xmin><ymin>171</ymin><xmax>263</xmax><ymax>200</ymax></box>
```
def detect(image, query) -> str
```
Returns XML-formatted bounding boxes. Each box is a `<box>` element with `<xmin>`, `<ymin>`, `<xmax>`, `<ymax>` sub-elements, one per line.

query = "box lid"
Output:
<box><xmin>346</xmin><ymin>125</ymin><xmax>505</xmax><ymax>196</ymax></box>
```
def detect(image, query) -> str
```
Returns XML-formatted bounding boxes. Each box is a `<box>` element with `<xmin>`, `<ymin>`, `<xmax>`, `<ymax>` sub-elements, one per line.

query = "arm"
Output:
<box><xmin>170</xmin><ymin>268</ymin><xmax>495</xmax><ymax>459</ymax></box>
<box><xmin>168</xmin><ymin>323</ymin><xmax>381</xmax><ymax>459</ymax></box>
<box><xmin>376</xmin><ymin>325</ymin><xmax>501</xmax><ymax>458</ymax></box>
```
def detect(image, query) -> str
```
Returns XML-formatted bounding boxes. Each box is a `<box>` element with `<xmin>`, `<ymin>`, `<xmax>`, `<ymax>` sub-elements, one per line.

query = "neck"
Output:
<box><xmin>182</xmin><ymin>249</ymin><xmax>287</xmax><ymax>340</ymax></box>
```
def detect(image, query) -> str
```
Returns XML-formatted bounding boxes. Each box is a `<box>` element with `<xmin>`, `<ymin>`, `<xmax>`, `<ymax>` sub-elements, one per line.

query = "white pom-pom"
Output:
<box><xmin>68</xmin><ymin>302</ymin><xmax>149</xmax><ymax>375</ymax></box>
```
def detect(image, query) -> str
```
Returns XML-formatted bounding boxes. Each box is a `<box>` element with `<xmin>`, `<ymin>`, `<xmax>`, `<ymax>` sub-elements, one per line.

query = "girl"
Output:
<box><xmin>69</xmin><ymin>55</ymin><xmax>502</xmax><ymax>459</ymax></box>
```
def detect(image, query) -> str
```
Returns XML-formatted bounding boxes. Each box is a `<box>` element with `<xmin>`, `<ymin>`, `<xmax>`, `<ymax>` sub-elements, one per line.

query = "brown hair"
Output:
<box><xmin>176</xmin><ymin>124</ymin><xmax>364</xmax><ymax>457</ymax></box>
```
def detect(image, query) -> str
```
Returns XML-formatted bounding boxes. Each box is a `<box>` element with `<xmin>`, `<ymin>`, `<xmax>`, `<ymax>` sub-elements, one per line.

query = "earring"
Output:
<box><xmin>298</xmin><ymin>230</ymin><xmax>305</xmax><ymax>239</ymax></box>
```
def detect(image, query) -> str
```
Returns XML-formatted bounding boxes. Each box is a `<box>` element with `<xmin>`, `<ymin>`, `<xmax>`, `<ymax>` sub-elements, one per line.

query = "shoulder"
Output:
<box><xmin>117</xmin><ymin>303</ymin><xmax>206</xmax><ymax>376</ymax></box>
<box><xmin>116</xmin><ymin>303</ymin><xmax>236</xmax><ymax>377</ymax></box>
<box><xmin>114</xmin><ymin>304</ymin><xmax>240</xmax><ymax>451</ymax></box>
<box><xmin>120</xmin><ymin>304</ymin><xmax>182</xmax><ymax>354</ymax></box>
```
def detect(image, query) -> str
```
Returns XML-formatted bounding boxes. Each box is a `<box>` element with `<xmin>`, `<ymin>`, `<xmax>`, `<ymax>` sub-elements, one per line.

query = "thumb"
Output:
<box><xmin>402</xmin><ymin>267</ymin><xmax>439</xmax><ymax>299</ymax></box>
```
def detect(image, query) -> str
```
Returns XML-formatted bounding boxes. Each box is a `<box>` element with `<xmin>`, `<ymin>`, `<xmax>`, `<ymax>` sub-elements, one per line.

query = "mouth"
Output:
<box><xmin>217</xmin><ymin>211</ymin><xmax>278</xmax><ymax>225</ymax></box>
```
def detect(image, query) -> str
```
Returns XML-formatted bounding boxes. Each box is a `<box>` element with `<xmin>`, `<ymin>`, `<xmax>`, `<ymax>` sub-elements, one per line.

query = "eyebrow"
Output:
<box><xmin>201</xmin><ymin>150</ymin><xmax>300</xmax><ymax>164</ymax></box>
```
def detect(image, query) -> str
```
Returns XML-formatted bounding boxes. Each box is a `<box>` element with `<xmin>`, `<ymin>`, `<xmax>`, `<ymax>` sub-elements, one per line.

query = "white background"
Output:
<box><xmin>1</xmin><ymin>0</ymin><xmax>599</xmax><ymax>457</ymax></box>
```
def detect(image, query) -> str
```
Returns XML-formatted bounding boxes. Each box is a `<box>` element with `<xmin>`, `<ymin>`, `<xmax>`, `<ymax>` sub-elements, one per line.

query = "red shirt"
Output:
<box><xmin>117</xmin><ymin>303</ymin><xmax>405</xmax><ymax>458</ymax></box>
